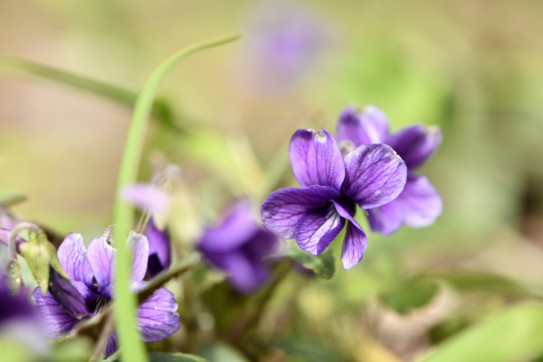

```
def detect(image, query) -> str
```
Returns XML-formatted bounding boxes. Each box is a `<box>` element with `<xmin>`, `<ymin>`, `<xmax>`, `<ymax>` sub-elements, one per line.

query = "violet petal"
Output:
<box><xmin>289</xmin><ymin>128</ymin><xmax>345</xmax><ymax>189</ymax></box>
<box><xmin>57</xmin><ymin>233</ymin><xmax>87</xmax><ymax>282</ymax></box>
<box><xmin>120</xmin><ymin>183</ymin><xmax>171</xmax><ymax>216</ymax></box>
<box><xmin>243</xmin><ymin>229</ymin><xmax>279</xmax><ymax>262</ymax></box>
<box><xmin>199</xmin><ymin>201</ymin><xmax>260</xmax><ymax>253</ymax></box>
<box><xmin>104</xmin><ymin>332</ymin><xmax>117</xmax><ymax>358</ymax></box>
<box><xmin>137</xmin><ymin>286</ymin><xmax>180</xmax><ymax>342</ymax></box>
<box><xmin>47</xmin><ymin>267</ymin><xmax>88</xmax><ymax>318</ymax></box>
<box><xmin>31</xmin><ymin>287</ymin><xmax>80</xmax><ymax>338</ymax></box>
<box><xmin>145</xmin><ymin>218</ymin><xmax>171</xmax><ymax>275</ymax></box>
<box><xmin>261</xmin><ymin>185</ymin><xmax>340</xmax><ymax>239</ymax></box>
<box><xmin>294</xmin><ymin>204</ymin><xmax>345</xmax><ymax>255</ymax></box>
<box><xmin>207</xmin><ymin>251</ymin><xmax>268</xmax><ymax>294</ymax></box>
<box><xmin>387</xmin><ymin>124</ymin><xmax>442</xmax><ymax>169</ymax></box>
<box><xmin>340</xmin><ymin>222</ymin><xmax>368</xmax><ymax>269</ymax></box>
<box><xmin>84</xmin><ymin>236</ymin><xmax>115</xmax><ymax>293</ymax></box>
<box><xmin>337</xmin><ymin>105</ymin><xmax>389</xmax><ymax>146</ymax></box>
<box><xmin>368</xmin><ymin>174</ymin><xmax>442</xmax><ymax>235</ymax></box>
<box><xmin>342</xmin><ymin>144</ymin><xmax>407</xmax><ymax>209</ymax></box>
<box><xmin>129</xmin><ymin>232</ymin><xmax>149</xmax><ymax>282</ymax></box>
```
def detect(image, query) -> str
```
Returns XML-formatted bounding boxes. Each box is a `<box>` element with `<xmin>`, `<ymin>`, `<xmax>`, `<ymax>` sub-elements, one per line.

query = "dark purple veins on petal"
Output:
<box><xmin>340</xmin><ymin>222</ymin><xmax>368</xmax><ymax>269</ymax></box>
<box><xmin>261</xmin><ymin>185</ymin><xmax>341</xmax><ymax>239</ymax></box>
<box><xmin>294</xmin><ymin>203</ymin><xmax>345</xmax><ymax>255</ymax></box>
<box><xmin>342</xmin><ymin>144</ymin><xmax>407</xmax><ymax>209</ymax></box>
<box><xmin>289</xmin><ymin>128</ymin><xmax>345</xmax><ymax>189</ymax></box>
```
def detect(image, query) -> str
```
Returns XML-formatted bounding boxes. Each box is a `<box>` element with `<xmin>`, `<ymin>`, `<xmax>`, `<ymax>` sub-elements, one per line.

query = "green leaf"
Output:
<box><xmin>379</xmin><ymin>279</ymin><xmax>439</xmax><ymax>315</ymax></box>
<box><xmin>148</xmin><ymin>352</ymin><xmax>206</xmax><ymax>362</ymax></box>
<box><xmin>286</xmin><ymin>247</ymin><xmax>335</xmax><ymax>280</ymax></box>
<box><xmin>199</xmin><ymin>343</ymin><xmax>248</xmax><ymax>362</ymax></box>
<box><xmin>432</xmin><ymin>270</ymin><xmax>531</xmax><ymax>297</ymax></box>
<box><xmin>0</xmin><ymin>57</ymin><xmax>178</xmax><ymax>129</ymax></box>
<box><xmin>420</xmin><ymin>305</ymin><xmax>543</xmax><ymax>362</ymax></box>
<box><xmin>111</xmin><ymin>34</ymin><xmax>241</xmax><ymax>362</ymax></box>
<box><xmin>0</xmin><ymin>190</ymin><xmax>26</xmax><ymax>207</ymax></box>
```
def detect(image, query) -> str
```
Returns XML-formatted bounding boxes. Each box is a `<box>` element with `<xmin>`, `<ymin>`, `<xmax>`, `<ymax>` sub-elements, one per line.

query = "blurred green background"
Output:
<box><xmin>1</xmin><ymin>1</ymin><xmax>543</xmax><ymax>361</ymax></box>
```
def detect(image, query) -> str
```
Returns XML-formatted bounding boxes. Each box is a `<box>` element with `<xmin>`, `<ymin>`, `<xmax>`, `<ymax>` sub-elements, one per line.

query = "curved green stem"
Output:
<box><xmin>111</xmin><ymin>34</ymin><xmax>241</xmax><ymax>362</ymax></box>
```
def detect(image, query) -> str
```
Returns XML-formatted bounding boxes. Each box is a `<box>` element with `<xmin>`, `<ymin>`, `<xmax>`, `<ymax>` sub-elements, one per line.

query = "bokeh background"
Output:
<box><xmin>2</xmin><ymin>0</ymin><xmax>543</xmax><ymax>361</ymax></box>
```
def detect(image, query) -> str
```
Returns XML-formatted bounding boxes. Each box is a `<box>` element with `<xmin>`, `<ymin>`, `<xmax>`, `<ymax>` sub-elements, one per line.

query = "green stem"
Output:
<box><xmin>0</xmin><ymin>191</ymin><xmax>26</xmax><ymax>207</ymax></box>
<box><xmin>0</xmin><ymin>56</ymin><xmax>177</xmax><ymax>129</ymax></box>
<box><xmin>137</xmin><ymin>253</ymin><xmax>201</xmax><ymax>303</ymax></box>
<box><xmin>111</xmin><ymin>34</ymin><xmax>241</xmax><ymax>362</ymax></box>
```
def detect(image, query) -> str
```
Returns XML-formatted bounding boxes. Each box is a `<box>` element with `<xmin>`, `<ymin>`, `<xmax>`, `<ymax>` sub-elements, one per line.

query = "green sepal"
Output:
<box><xmin>286</xmin><ymin>246</ymin><xmax>335</xmax><ymax>280</ymax></box>
<box><xmin>19</xmin><ymin>230</ymin><xmax>68</xmax><ymax>294</ymax></box>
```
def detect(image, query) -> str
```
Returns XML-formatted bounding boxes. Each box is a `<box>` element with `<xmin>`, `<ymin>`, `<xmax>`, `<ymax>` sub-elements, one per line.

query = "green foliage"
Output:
<box><xmin>148</xmin><ymin>352</ymin><xmax>207</xmax><ymax>362</ymax></box>
<box><xmin>199</xmin><ymin>343</ymin><xmax>248</xmax><ymax>362</ymax></box>
<box><xmin>286</xmin><ymin>247</ymin><xmax>335</xmax><ymax>280</ymax></box>
<box><xmin>432</xmin><ymin>270</ymin><xmax>532</xmax><ymax>297</ymax></box>
<box><xmin>379</xmin><ymin>279</ymin><xmax>439</xmax><ymax>314</ymax></box>
<box><xmin>421</xmin><ymin>305</ymin><xmax>543</xmax><ymax>362</ymax></box>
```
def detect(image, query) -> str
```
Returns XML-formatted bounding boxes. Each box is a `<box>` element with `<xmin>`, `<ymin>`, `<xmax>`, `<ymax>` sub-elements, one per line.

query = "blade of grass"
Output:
<box><xmin>0</xmin><ymin>56</ymin><xmax>177</xmax><ymax>129</ymax></box>
<box><xmin>112</xmin><ymin>34</ymin><xmax>241</xmax><ymax>362</ymax></box>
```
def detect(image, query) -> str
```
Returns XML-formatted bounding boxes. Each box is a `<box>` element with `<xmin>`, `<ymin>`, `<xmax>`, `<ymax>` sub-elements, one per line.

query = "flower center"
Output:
<box><xmin>94</xmin><ymin>295</ymin><xmax>110</xmax><ymax>314</ymax></box>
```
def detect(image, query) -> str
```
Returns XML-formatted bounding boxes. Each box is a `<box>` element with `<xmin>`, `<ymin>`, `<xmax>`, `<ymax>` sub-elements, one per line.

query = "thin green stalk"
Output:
<box><xmin>0</xmin><ymin>56</ymin><xmax>177</xmax><ymax>129</ymax></box>
<box><xmin>137</xmin><ymin>253</ymin><xmax>201</xmax><ymax>303</ymax></box>
<box><xmin>0</xmin><ymin>56</ymin><xmax>137</xmax><ymax>104</ymax></box>
<box><xmin>111</xmin><ymin>34</ymin><xmax>241</xmax><ymax>362</ymax></box>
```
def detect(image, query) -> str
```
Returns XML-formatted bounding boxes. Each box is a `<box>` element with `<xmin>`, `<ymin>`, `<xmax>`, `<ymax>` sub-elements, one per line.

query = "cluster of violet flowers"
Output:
<box><xmin>0</xmin><ymin>104</ymin><xmax>441</xmax><ymax>359</ymax></box>
<box><xmin>261</xmin><ymin>105</ymin><xmax>442</xmax><ymax>269</ymax></box>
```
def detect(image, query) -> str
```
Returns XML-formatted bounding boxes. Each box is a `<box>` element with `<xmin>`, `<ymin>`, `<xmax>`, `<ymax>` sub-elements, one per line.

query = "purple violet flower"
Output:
<box><xmin>198</xmin><ymin>201</ymin><xmax>279</xmax><ymax>294</ymax></box>
<box><xmin>31</xmin><ymin>232</ymin><xmax>180</xmax><ymax>358</ymax></box>
<box><xmin>337</xmin><ymin>105</ymin><xmax>443</xmax><ymax>235</ymax></box>
<box><xmin>261</xmin><ymin>129</ymin><xmax>407</xmax><ymax>269</ymax></box>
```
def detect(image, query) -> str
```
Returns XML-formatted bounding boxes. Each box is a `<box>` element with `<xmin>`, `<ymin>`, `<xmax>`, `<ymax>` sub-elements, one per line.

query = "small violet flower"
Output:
<box><xmin>337</xmin><ymin>105</ymin><xmax>443</xmax><ymax>235</ymax></box>
<box><xmin>261</xmin><ymin>129</ymin><xmax>407</xmax><ymax>269</ymax></box>
<box><xmin>32</xmin><ymin>232</ymin><xmax>180</xmax><ymax>357</ymax></box>
<box><xmin>198</xmin><ymin>201</ymin><xmax>279</xmax><ymax>294</ymax></box>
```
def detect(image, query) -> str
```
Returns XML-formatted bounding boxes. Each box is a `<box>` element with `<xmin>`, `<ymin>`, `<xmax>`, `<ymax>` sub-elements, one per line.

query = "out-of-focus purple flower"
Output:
<box><xmin>145</xmin><ymin>218</ymin><xmax>171</xmax><ymax>278</ymax></box>
<box><xmin>0</xmin><ymin>274</ymin><xmax>48</xmax><ymax>354</ymax></box>
<box><xmin>199</xmin><ymin>201</ymin><xmax>279</xmax><ymax>294</ymax></box>
<box><xmin>31</xmin><ymin>232</ymin><xmax>180</xmax><ymax>358</ymax></box>
<box><xmin>241</xmin><ymin>1</ymin><xmax>332</xmax><ymax>96</ymax></box>
<box><xmin>121</xmin><ymin>182</ymin><xmax>173</xmax><ymax>277</ymax></box>
<box><xmin>120</xmin><ymin>183</ymin><xmax>171</xmax><ymax>216</ymax></box>
<box><xmin>262</xmin><ymin>129</ymin><xmax>407</xmax><ymax>269</ymax></box>
<box><xmin>337</xmin><ymin>105</ymin><xmax>443</xmax><ymax>235</ymax></box>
